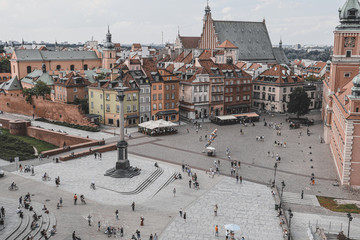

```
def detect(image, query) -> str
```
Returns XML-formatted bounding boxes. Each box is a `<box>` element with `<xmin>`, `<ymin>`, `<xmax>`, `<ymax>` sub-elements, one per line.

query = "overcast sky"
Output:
<box><xmin>0</xmin><ymin>0</ymin><xmax>345</xmax><ymax>46</ymax></box>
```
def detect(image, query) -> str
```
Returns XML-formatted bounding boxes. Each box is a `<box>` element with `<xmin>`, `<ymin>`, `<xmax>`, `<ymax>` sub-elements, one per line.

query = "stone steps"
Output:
<box><xmin>282</xmin><ymin>192</ymin><xmax>320</xmax><ymax>207</ymax></box>
<box><xmin>152</xmin><ymin>172</ymin><xmax>177</xmax><ymax>198</ymax></box>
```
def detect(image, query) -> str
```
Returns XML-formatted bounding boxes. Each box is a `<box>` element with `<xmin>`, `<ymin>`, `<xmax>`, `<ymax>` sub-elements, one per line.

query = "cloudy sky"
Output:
<box><xmin>0</xmin><ymin>0</ymin><xmax>345</xmax><ymax>45</ymax></box>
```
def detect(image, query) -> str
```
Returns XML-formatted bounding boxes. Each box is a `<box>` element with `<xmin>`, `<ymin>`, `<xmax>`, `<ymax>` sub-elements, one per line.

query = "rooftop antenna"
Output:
<box><xmin>162</xmin><ymin>31</ymin><xmax>164</xmax><ymax>45</ymax></box>
<box><xmin>178</xmin><ymin>26</ymin><xmax>180</xmax><ymax>36</ymax></box>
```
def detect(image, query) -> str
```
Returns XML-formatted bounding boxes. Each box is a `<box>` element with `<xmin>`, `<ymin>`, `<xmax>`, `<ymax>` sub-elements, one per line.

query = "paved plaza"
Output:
<box><xmin>0</xmin><ymin>111</ymin><xmax>360</xmax><ymax>239</ymax></box>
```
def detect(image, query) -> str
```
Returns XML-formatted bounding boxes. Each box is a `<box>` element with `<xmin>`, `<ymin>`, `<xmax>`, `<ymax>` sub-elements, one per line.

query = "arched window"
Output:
<box><xmin>27</xmin><ymin>66</ymin><xmax>31</xmax><ymax>73</ymax></box>
<box><xmin>56</xmin><ymin>65</ymin><xmax>61</xmax><ymax>71</ymax></box>
<box><xmin>70</xmin><ymin>65</ymin><xmax>75</xmax><ymax>71</ymax></box>
<box><xmin>84</xmin><ymin>64</ymin><xmax>88</xmax><ymax>70</ymax></box>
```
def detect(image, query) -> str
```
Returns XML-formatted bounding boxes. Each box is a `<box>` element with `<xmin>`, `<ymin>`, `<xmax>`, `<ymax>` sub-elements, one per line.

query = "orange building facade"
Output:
<box><xmin>323</xmin><ymin>0</ymin><xmax>360</xmax><ymax>187</ymax></box>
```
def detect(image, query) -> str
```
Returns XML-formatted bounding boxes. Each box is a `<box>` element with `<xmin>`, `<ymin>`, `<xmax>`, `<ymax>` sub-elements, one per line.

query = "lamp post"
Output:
<box><xmin>347</xmin><ymin>213</ymin><xmax>353</xmax><ymax>240</ymax></box>
<box><xmin>288</xmin><ymin>208</ymin><xmax>293</xmax><ymax>240</ymax></box>
<box><xmin>272</xmin><ymin>162</ymin><xmax>278</xmax><ymax>187</ymax></box>
<box><xmin>279</xmin><ymin>180</ymin><xmax>286</xmax><ymax>209</ymax></box>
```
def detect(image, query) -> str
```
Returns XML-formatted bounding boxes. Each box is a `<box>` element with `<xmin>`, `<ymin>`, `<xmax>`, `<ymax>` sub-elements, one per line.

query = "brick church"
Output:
<box><xmin>175</xmin><ymin>3</ymin><xmax>289</xmax><ymax>65</ymax></box>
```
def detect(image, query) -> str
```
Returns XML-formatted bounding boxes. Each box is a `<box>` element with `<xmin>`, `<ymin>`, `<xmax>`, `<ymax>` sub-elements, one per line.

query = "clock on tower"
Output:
<box><xmin>344</xmin><ymin>37</ymin><xmax>356</xmax><ymax>48</ymax></box>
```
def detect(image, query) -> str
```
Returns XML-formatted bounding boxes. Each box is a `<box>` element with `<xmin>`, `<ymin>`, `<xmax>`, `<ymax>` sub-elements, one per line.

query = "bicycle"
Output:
<box><xmin>8</xmin><ymin>185</ymin><xmax>19</xmax><ymax>191</ymax></box>
<box><xmin>42</xmin><ymin>176</ymin><xmax>51</xmax><ymax>181</ymax></box>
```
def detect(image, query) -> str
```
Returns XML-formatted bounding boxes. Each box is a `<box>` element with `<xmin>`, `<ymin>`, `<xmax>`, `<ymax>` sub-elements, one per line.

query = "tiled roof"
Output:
<box><xmin>256</xmin><ymin>64</ymin><xmax>303</xmax><ymax>84</ymax></box>
<box><xmin>14</xmin><ymin>49</ymin><xmax>99</xmax><ymax>61</ymax></box>
<box><xmin>179</xmin><ymin>36</ymin><xmax>200</xmax><ymax>49</ymax></box>
<box><xmin>218</xmin><ymin>40</ymin><xmax>238</xmax><ymax>49</ymax></box>
<box><xmin>273</xmin><ymin>47</ymin><xmax>290</xmax><ymax>65</ymax></box>
<box><xmin>0</xmin><ymin>76</ymin><xmax>22</xmax><ymax>91</ymax></box>
<box><xmin>198</xmin><ymin>50</ymin><xmax>212</xmax><ymax>59</ymax></box>
<box><xmin>174</xmin><ymin>52</ymin><xmax>185</xmax><ymax>62</ymax></box>
<box><xmin>21</xmin><ymin>70</ymin><xmax>54</xmax><ymax>86</ymax></box>
<box><xmin>213</xmin><ymin>20</ymin><xmax>275</xmax><ymax>61</ymax></box>
<box><xmin>198</xmin><ymin>59</ymin><xmax>251</xmax><ymax>78</ymax></box>
<box><xmin>54</xmin><ymin>72</ymin><xmax>91</xmax><ymax>87</ymax></box>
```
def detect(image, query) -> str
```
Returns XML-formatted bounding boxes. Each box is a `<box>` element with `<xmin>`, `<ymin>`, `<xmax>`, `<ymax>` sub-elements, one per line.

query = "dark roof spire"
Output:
<box><xmin>205</xmin><ymin>0</ymin><xmax>211</xmax><ymax>14</ymax></box>
<box><xmin>339</xmin><ymin>0</ymin><xmax>360</xmax><ymax>25</ymax></box>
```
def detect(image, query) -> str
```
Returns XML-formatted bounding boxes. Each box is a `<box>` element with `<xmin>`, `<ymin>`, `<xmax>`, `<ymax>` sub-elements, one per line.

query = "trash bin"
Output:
<box><xmin>275</xmin><ymin>204</ymin><xmax>279</xmax><ymax>210</ymax></box>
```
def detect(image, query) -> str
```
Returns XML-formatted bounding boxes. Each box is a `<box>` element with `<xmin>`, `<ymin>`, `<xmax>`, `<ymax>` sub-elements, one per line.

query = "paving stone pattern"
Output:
<box><xmin>160</xmin><ymin>177</ymin><xmax>283</xmax><ymax>240</ymax></box>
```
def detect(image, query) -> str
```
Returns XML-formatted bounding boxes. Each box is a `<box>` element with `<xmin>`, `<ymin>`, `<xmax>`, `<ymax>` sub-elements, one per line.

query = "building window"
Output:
<box><xmin>171</xmin><ymin>102</ymin><xmax>175</xmax><ymax>108</ymax></box>
<box><xmin>171</xmin><ymin>84</ymin><xmax>175</xmax><ymax>90</ymax></box>
<box><xmin>127</xmin><ymin>94</ymin><xmax>131</xmax><ymax>101</ymax></box>
<box><xmin>344</xmin><ymin>73</ymin><xmax>351</xmax><ymax>78</ymax></box>
<box><xmin>153</xmin><ymin>85</ymin><xmax>156</xmax><ymax>90</ymax></box>
<box><xmin>153</xmin><ymin>94</ymin><xmax>157</xmax><ymax>101</ymax></box>
<box><xmin>166</xmin><ymin>85</ymin><xmax>169</xmax><ymax>90</ymax></box>
<box><xmin>70</xmin><ymin>65</ymin><xmax>75</xmax><ymax>71</ymax></box>
<box><xmin>140</xmin><ymin>106</ymin><xmax>144</xmax><ymax>112</ymax></box>
<box><xmin>106</xmin><ymin>93</ymin><xmax>110</xmax><ymax>101</ymax></box>
<box><xmin>116</xmin><ymin>105</ymin><xmax>119</xmax><ymax>113</ymax></box>
<box><xmin>74</xmin><ymin>88</ymin><xmax>78</xmax><ymax>93</ymax></box>
<box><xmin>166</xmin><ymin>103</ymin><xmax>170</xmax><ymax>109</ymax></box>
<box><xmin>133</xmin><ymin>105</ymin><xmax>137</xmax><ymax>112</ymax></box>
<box><xmin>84</xmin><ymin>64</ymin><xmax>88</xmax><ymax>70</ymax></box>
<box><xmin>356</xmin><ymin>107</ymin><xmax>359</xmax><ymax>112</ymax></box>
<box><xmin>110</xmin><ymin>64</ymin><xmax>113</xmax><ymax>69</ymax></box>
<box><xmin>140</xmin><ymin>97</ymin><xmax>144</xmax><ymax>103</ymax></box>
<box><xmin>133</xmin><ymin>93</ymin><xmax>137</xmax><ymax>100</ymax></box>
<box><xmin>166</xmin><ymin>94</ymin><xmax>170</xmax><ymax>100</ymax></box>
<box><xmin>171</xmin><ymin>115</ymin><xmax>176</xmax><ymax>120</ymax></box>
<box><xmin>171</xmin><ymin>93</ymin><xmax>175</xmax><ymax>99</ymax></box>
<box><xmin>127</xmin><ymin>105</ymin><xmax>131</xmax><ymax>112</ymax></box>
<box><xmin>283</xmin><ymin>95</ymin><xmax>286</xmax><ymax>102</ymax></box>
<box><xmin>346</xmin><ymin>50</ymin><xmax>352</xmax><ymax>58</ymax></box>
<box><xmin>283</xmin><ymin>88</ymin><xmax>286</xmax><ymax>93</ymax></box>
<box><xmin>110</xmin><ymin>53</ymin><xmax>112</xmax><ymax>58</ymax></box>
<box><xmin>159</xmin><ymin>85</ymin><xmax>162</xmax><ymax>90</ymax></box>
<box><xmin>158</xmin><ymin>94</ymin><xmax>162</xmax><ymax>100</ymax></box>
<box><xmin>27</xmin><ymin>66</ymin><xmax>31</xmax><ymax>74</ymax></box>
<box><xmin>100</xmin><ymin>104</ymin><xmax>103</xmax><ymax>110</ymax></box>
<box><xmin>106</xmin><ymin>104</ymin><xmax>110</xmax><ymax>112</ymax></box>
<box><xmin>91</xmin><ymin>102</ymin><xmax>94</xmax><ymax>109</ymax></box>
<box><xmin>153</xmin><ymin>104</ymin><xmax>157</xmax><ymax>110</ymax></box>
<box><xmin>225</xmin><ymin>97</ymin><xmax>228</xmax><ymax>102</ymax></box>
<box><xmin>236</xmin><ymin>96</ymin><xmax>240</xmax><ymax>101</ymax></box>
<box><xmin>146</xmin><ymin>97</ymin><xmax>150</xmax><ymax>102</ymax></box>
<box><xmin>146</xmin><ymin>88</ymin><xmax>150</xmax><ymax>93</ymax></box>
<box><xmin>159</xmin><ymin>103</ymin><xmax>162</xmax><ymax>110</ymax></box>
<box><xmin>56</xmin><ymin>65</ymin><xmax>61</xmax><ymax>70</ymax></box>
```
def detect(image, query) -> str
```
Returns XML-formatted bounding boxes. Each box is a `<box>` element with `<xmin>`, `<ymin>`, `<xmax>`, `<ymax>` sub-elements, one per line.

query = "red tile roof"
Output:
<box><xmin>198</xmin><ymin>50</ymin><xmax>213</xmax><ymax>59</ymax></box>
<box><xmin>179</xmin><ymin>36</ymin><xmax>200</xmax><ymax>49</ymax></box>
<box><xmin>256</xmin><ymin>64</ymin><xmax>303</xmax><ymax>84</ymax></box>
<box><xmin>218</xmin><ymin>40</ymin><xmax>238</xmax><ymax>49</ymax></box>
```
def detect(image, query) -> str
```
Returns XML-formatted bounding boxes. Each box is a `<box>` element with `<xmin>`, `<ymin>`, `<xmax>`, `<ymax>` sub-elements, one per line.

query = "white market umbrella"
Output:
<box><xmin>224</xmin><ymin>224</ymin><xmax>241</xmax><ymax>231</ymax></box>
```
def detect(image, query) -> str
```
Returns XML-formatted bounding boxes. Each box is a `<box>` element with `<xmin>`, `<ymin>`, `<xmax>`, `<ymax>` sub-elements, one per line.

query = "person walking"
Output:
<box><xmin>1</xmin><ymin>206</ymin><xmax>5</xmax><ymax>217</ymax></box>
<box><xmin>173</xmin><ymin>188</ymin><xmax>176</xmax><ymax>197</ymax></box>
<box><xmin>153</xmin><ymin>233</ymin><xmax>158</xmax><ymax>240</ymax></box>
<box><xmin>140</xmin><ymin>216</ymin><xmax>144</xmax><ymax>226</ymax></box>
<box><xmin>214</xmin><ymin>204</ymin><xmax>218</xmax><ymax>216</ymax></box>
<box><xmin>149</xmin><ymin>233</ymin><xmax>153</xmax><ymax>240</ymax></box>
<box><xmin>136</xmin><ymin>229</ymin><xmax>141</xmax><ymax>239</ymax></box>
<box><xmin>179</xmin><ymin>208</ymin><xmax>183</xmax><ymax>217</ymax></box>
<box><xmin>132</xmin><ymin>202</ymin><xmax>135</xmax><ymax>211</ymax></box>
<box><xmin>189</xmin><ymin>179</ymin><xmax>192</xmax><ymax>188</ymax></box>
<box><xmin>87</xmin><ymin>214</ymin><xmax>92</xmax><ymax>226</ymax></box>
<box><xmin>301</xmin><ymin>190</ymin><xmax>304</xmax><ymax>199</ymax></box>
<box><xmin>183</xmin><ymin>212</ymin><xmax>186</xmax><ymax>222</ymax></box>
<box><xmin>240</xmin><ymin>176</ymin><xmax>243</xmax><ymax>184</ymax></box>
<box><xmin>215</xmin><ymin>225</ymin><xmax>219</xmax><ymax>237</ymax></box>
<box><xmin>236</xmin><ymin>174</ymin><xmax>239</xmax><ymax>183</ymax></box>
<box><xmin>59</xmin><ymin>197</ymin><xmax>63</xmax><ymax>207</ymax></box>
<box><xmin>19</xmin><ymin>196</ymin><xmax>23</xmax><ymax>208</ymax></box>
<box><xmin>98</xmin><ymin>221</ymin><xmax>101</xmax><ymax>231</ymax></box>
<box><xmin>73</xmin><ymin>194</ymin><xmax>77</xmax><ymax>205</ymax></box>
<box><xmin>120</xmin><ymin>226</ymin><xmax>124</xmax><ymax>237</ymax></box>
<box><xmin>115</xmin><ymin>209</ymin><xmax>119</xmax><ymax>220</ymax></box>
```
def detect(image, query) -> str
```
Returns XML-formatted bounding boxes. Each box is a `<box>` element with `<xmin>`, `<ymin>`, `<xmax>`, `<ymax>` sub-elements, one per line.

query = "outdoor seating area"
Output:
<box><xmin>138</xmin><ymin>119</ymin><xmax>178</xmax><ymax>136</ymax></box>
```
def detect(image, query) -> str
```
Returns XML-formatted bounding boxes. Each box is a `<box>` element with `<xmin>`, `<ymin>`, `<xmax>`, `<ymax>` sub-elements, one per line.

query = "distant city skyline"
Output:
<box><xmin>0</xmin><ymin>0</ymin><xmax>344</xmax><ymax>46</ymax></box>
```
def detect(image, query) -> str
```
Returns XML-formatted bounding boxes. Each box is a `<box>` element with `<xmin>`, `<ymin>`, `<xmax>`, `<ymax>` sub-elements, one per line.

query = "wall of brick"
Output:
<box><xmin>26</xmin><ymin>126</ymin><xmax>93</xmax><ymax>147</ymax></box>
<box><xmin>0</xmin><ymin>93</ymin><xmax>95</xmax><ymax>127</ymax></box>
<box><xmin>0</xmin><ymin>117</ymin><xmax>10</xmax><ymax>129</ymax></box>
<box><xmin>60</xmin><ymin>143</ymin><xmax>116</xmax><ymax>161</ymax></box>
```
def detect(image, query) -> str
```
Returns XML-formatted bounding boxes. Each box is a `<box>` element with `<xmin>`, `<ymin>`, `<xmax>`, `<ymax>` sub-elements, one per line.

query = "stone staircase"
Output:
<box><xmin>152</xmin><ymin>172</ymin><xmax>177</xmax><ymax>198</ymax></box>
<box><xmin>3</xmin><ymin>203</ymin><xmax>56</xmax><ymax>240</ymax></box>
<box><xmin>98</xmin><ymin>167</ymin><xmax>164</xmax><ymax>195</ymax></box>
<box><xmin>282</xmin><ymin>192</ymin><xmax>320</xmax><ymax>207</ymax></box>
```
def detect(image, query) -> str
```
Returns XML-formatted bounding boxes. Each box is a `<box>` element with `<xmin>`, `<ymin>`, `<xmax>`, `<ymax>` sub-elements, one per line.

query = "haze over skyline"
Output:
<box><xmin>0</xmin><ymin>0</ymin><xmax>344</xmax><ymax>46</ymax></box>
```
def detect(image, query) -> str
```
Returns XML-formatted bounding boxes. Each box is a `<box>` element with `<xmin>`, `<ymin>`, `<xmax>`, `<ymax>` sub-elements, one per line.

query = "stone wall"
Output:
<box><xmin>0</xmin><ymin>93</ymin><xmax>94</xmax><ymax>127</ymax></box>
<box><xmin>26</xmin><ymin>126</ymin><xmax>93</xmax><ymax>147</ymax></box>
<box><xmin>0</xmin><ymin>117</ymin><xmax>10</xmax><ymax>129</ymax></box>
<box><xmin>60</xmin><ymin>143</ymin><xmax>116</xmax><ymax>161</ymax></box>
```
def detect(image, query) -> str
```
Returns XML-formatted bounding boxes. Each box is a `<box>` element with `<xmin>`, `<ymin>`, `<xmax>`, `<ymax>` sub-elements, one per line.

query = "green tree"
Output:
<box><xmin>23</xmin><ymin>80</ymin><xmax>51</xmax><ymax>104</ymax></box>
<box><xmin>287</xmin><ymin>87</ymin><xmax>311</xmax><ymax>118</ymax></box>
<box><xmin>0</xmin><ymin>57</ymin><xmax>10</xmax><ymax>73</ymax></box>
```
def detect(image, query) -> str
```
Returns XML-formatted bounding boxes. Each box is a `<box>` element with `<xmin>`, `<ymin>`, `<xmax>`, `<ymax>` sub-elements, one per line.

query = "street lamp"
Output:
<box><xmin>272</xmin><ymin>162</ymin><xmax>278</xmax><ymax>187</ymax></box>
<box><xmin>347</xmin><ymin>213</ymin><xmax>353</xmax><ymax>240</ymax></box>
<box><xmin>288</xmin><ymin>208</ymin><xmax>293</xmax><ymax>240</ymax></box>
<box><xmin>279</xmin><ymin>180</ymin><xmax>286</xmax><ymax>209</ymax></box>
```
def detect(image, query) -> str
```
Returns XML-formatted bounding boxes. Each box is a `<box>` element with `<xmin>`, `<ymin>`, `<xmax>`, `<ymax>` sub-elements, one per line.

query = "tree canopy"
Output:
<box><xmin>287</xmin><ymin>87</ymin><xmax>311</xmax><ymax>118</ymax></box>
<box><xmin>0</xmin><ymin>57</ymin><xmax>10</xmax><ymax>73</ymax></box>
<box><xmin>23</xmin><ymin>81</ymin><xmax>51</xmax><ymax>104</ymax></box>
